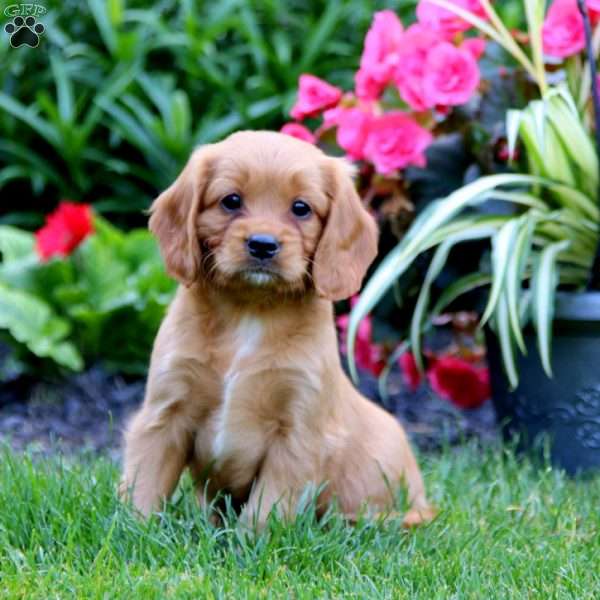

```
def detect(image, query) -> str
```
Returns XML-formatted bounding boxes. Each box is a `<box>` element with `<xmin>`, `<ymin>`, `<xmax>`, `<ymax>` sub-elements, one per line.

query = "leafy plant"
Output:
<box><xmin>0</xmin><ymin>0</ymin><xmax>416</xmax><ymax>225</ymax></box>
<box><xmin>0</xmin><ymin>214</ymin><xmax>176</xmax><ymax>376</ymax></box>
<box><xmin>347</xmin><ymin>0</ymin><xmax>600</xmax><ymax>388</ymax></box>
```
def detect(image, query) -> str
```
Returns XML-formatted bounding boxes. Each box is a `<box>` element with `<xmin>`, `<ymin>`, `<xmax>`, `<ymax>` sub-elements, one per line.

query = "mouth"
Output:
<box><xmin>241</xmin><ymin>266</ymin><xmax>281</xmax><ymax>286</ymax></box>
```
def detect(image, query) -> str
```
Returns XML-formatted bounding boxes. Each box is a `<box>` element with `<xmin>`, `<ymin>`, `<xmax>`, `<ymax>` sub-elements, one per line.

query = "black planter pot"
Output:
<box><xmin>486</xmin><ymin>292</ymin><xmax>600</xmax><ymax>475</ymax></box>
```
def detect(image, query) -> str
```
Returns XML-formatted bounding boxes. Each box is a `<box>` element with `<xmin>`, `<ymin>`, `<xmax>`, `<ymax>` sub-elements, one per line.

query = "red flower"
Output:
<box><xmin>336</xmin><ymin>298</ymin><xmax>385</xmax><ymax>377</ymax></box>
<box><xmin>399</xmin><ymin>352</ymin><xmax>422</xmax><ymax>391</ymax></box>
<box><xmin>427</xmin><ymin>355</ymin><xmax>490</xmax><ymax>409</ymax></box>
<box><xmin>35</xmin><ymin>202</ymin><xmax>94</xmax><ymax>261</ymax></box>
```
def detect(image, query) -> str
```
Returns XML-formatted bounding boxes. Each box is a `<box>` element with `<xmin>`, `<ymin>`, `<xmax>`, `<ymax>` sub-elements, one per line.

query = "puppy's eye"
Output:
<box><xmin>291</xmin><ymin>199</ymin><xmax>312</xmax><ymax>219</ymax></box>
<box><xmin>221</xmin><ymin>193</ymin><xmax>243</xmax><ymax>212</ymax></box>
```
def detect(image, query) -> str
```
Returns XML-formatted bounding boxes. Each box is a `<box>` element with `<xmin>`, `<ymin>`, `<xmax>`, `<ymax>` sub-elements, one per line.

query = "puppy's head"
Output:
<box><xmin>149</xmin><ymin>131</ymin><xmax>378</xmax><ymax>301</ymax></box>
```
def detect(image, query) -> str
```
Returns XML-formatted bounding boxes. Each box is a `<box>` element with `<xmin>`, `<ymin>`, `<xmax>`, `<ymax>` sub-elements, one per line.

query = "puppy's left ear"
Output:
<box><xmin>313</xmin><ymin>158</ymin><xmax>378</xmax><ymax>301</ymax></box>
<box><xmin>149</xmin><ymin>147</ymin><xmax>213</xmax><ymax>287</ymax></box>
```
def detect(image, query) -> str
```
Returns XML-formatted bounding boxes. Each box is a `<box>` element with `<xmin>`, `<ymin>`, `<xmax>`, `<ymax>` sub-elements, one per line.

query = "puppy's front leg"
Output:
<box><xmin>120</xmin><ymin>367</ymin><xmax>206</xmax><ymax>517</ymax></box>
<box><xmin>239</xmin><ymin>440</ymin><xmax>319</xmax><ymax>531</ymax></box>
<box><xmin>120</xmin><ymin>402</ymin><xmax>193</xmax><ymax>516</ymax></box>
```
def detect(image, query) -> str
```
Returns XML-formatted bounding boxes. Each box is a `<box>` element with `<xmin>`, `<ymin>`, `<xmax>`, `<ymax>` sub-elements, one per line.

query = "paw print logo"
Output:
<box><xmin>5</xmin><ymin>16</ymin><xmax>45</xmax><ymax>48</ymax></box>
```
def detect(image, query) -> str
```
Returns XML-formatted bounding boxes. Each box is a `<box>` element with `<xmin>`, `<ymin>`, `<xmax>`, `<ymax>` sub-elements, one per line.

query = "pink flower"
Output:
<box><xmin>417</xmin><ymin>0</ymin><xmax>487</xmax><ymax>37</ymax></box>
<box><xmin>363</xmin><ymin>112</ymin><xmax>433</xmax><ymax>174</ymax></box>
<box><xmin>394</xmin><ymin>24</ymin><xmax>442</xmax><ymax>111</ymax></box>
<box><xmin>280</xmin><ymin>122</ymin><xmax>316</xmax><ymax>144</ymax></box>
<box><xmin>336</xmin><ymin>107</ymin><xmax>373</xmax><ymax>160</ymax></box>
<box><xmin>427</xmin><ymin>355</ymin><xmax>490</xmax><ymax>409</ymax></box>
<box><xmin>423</xmin><ymin>42</ymin><xmax>480</xmax><ymax>107</ymax></box>
<box><xmin>462</xmin><ymin>37</ymin><xmax>486</xmax><ymax>60</ymax></box>
<box><xmin>336</xmin><ymin>308</ymin><xmax>385</xmax><ymax>377</ymax></box>
<box><xmin>355</xmin><ymin>68</ymin><xmax>387</xmax><ymax>101</ymax></box>
<box><xmin>290</xmin><ymin>74</ymin><xmax>342</xmax><ymax>120</ymax></box>
<box><xmin>399</xmin><ymin>352</ymin><xmax>422</xmax><ymax>391</ymax></box>
<box><xmin>542</xmin><ymin>0</ymin><xmax>584</xmax><ymax>58</ymax></box>
<box><xmin>322</xmin><ymin>106</ymin><xmax>344</xmax><ymax>129</ymax></box>
<box><xmin>356</xmin><ymin>10</ymin><xmax>404</xmax><ymax>100</ymax></box>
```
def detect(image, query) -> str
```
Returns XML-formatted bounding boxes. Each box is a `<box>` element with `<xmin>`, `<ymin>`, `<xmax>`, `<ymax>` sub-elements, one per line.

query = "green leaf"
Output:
<box><xmin>0</xmin><ymin>283</ymin><xmax>83</xmax><ymax>371</ymax></box>
<box><xmin>431</xmin><ymin>272</ymin><xmax>492</xmax><ymax>316</ymax></box>
<box><xmin>496</xmin><ymin>292</ymin><xmax>519</xmax><ymax>390</ymax></box>
<box><xmin>524</xmin><ymin>0</ymin><xmax>546</xmax><ymax>93</ymax></box>
<box><xmin>50</xmin><ymin>53</ymin><xmax>75</xmax><ymax>124</ymax></box>
<box><xmin>504</xmin><ymin>214</ymin><xmax>536</xmax><ymax>354</ymax></box>
<box><xmin>0</xmin><ymin>93</ymin><xmax>60</xmax><ymax>148</ymax></box>
<box><xmin>478</xmin><ymin>219</ymin><xmax>521</xmax><ymax>326</ymax></box>
<box><xmin>410</xmin><ymin>225</ymin><xmax>498</xmax><ymax>371</ymax></box>
<box><xmin>546</xmin><ymin>89</ymin><xmax>598</xmax><ymax>197</ymax></box>
<box><xmin>298</xmin><ymin>2</ymin><xmax>342</xmax><ymax>73</ymax></box>
<box><xmin>75</xmin><ymin>235</ymin><xmax>129</xmax><ymax>311</ymax></box>
<box><xmin>506</xmin><ymin>109</ymin><xmax>523</xmax><ymax>162</ymax></box>
<box><xmin>531</xmin><ymin>239</ymin><xmax>571</xmax><ymax>377</ymax></box>
<box><xmin>0</xmin><ymin>226</ymin><xmax>35</xmax><ymax>262</ymax></box>
<box><xmin>0</xmin><ymin>165</ymin><xmax>31</xmax><ymax>188</ymax></box>
<box><xmin>347</xmin><ymin>173</ymin><xmax>546</xmax><ymax>382</ymax></box>
<box><xmin>88</xmin><ymin>0</ymin><xmax>118</xmax><ymax>54</ymax></box>
<box><xmin>0</xmin><ymin>140</ymin><xmax>63</xmax><ymax>189</ymax></box>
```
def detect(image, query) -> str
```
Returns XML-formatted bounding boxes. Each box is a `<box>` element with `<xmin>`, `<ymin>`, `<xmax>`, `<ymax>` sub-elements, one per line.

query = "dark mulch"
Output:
<box><xmin>356</xmin><ymin>370</ymin><xmax>499</xmax><ymax>452</ymax></box>
<box><xmin>0</xmin><ymin>367</ymin><xmax>144</xmax><ymax>460</ymax></box>
<box><xmin>0</xmin><ymin>357</ymin><xmax>499</xmax><ymax>458</ymax></box>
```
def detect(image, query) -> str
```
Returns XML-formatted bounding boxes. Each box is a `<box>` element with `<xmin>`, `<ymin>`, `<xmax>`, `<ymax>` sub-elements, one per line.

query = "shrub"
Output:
<box><xmin>0</xmin><ymin>203</ymin><xmax>176</xmax><ymax>376</ymax></box>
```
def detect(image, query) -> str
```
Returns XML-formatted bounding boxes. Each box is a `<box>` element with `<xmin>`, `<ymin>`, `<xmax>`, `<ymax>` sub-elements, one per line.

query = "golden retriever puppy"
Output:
<box><xmin>120</xmin><ymin>131</ymin><xmax>435</xmax><ymax>528</ymax></box>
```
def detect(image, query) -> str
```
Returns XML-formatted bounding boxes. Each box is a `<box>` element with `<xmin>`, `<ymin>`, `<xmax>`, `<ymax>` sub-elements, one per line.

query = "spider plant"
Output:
<box><xmin>347</xmin><ymin>0</ymin><xmax>600</xmax><ymax>389</ymax></box>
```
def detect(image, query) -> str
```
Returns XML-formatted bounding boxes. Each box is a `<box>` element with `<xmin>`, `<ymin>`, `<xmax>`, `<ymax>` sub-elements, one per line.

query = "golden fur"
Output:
<box><xmin>120</xmin><ymin>131</ymin><xmax>435</xmax><ymax>528</ymax></box>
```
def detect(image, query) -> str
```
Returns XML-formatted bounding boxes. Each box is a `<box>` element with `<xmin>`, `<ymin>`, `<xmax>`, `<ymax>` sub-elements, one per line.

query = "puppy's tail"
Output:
<box><xmin>402</xmin><ymin>449</ymin><xmax>437</xmax><ymax>528</ymax></box>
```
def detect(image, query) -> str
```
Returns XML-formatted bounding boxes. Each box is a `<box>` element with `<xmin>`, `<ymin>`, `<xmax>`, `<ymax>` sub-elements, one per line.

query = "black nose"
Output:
<box><xmin>246</xmin><ymin>234</ymin><xmax>280</xmax><ymax>260</ymax></box>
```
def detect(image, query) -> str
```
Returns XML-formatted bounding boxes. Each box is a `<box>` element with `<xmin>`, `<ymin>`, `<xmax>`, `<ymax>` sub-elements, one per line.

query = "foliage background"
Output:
<box><xmin>0</xmin><ymin>0</ymin><xmax>424</xmax><ymax>228</ymax></box>
<box><xmin>0</xmin><ymin>0</ymin><xmax>524</xmax><ymax>376</ymax></box>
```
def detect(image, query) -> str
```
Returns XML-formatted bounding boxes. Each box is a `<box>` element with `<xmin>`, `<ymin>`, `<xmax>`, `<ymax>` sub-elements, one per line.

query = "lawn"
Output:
<box><xmin>0</xmin><ymin>444</ymin><xmax>598</xmax><ymax>599</ymax></box>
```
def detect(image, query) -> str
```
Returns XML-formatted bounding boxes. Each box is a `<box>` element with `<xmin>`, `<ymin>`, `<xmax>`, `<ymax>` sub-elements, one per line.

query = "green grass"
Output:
<box><xmin>0</xmin><ymin>443</ymin><xmax>599</xmax><ymax>599</ymax></box>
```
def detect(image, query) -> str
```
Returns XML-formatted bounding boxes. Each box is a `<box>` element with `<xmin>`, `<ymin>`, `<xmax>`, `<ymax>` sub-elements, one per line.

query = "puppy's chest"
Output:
<box><xmin>210</xmin><ymin>315</ymin><xmax>271</xmax><ymax>431</ymax></box>
<box><xmin>222</xmin><ymin>315</ymin><xmax>265</xmax><ymax>373</ymax></box>
<box><xmin>202</xmin><ymin>315</ymin><xmax>316</xmax><ymax>466</ymax></box>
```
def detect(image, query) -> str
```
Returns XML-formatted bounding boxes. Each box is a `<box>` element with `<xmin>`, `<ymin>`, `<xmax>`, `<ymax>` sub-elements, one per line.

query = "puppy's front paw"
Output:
<box><xmin>117</xmin><ymin>479</ymin><xmax>152</xmax><ymax>519</ymax></box>
<box><xmin>118</xmin><ymin>479</ymin><xmax>130</xmax><ymax>502</ymax></box>
<box><xmin>402</xmin><ymin>505</ymin><xmax>438</xmax><ymax>528</ymax></box>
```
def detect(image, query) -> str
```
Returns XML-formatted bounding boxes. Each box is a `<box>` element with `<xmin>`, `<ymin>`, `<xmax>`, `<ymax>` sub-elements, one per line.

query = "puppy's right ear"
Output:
<box><xmin>149</xmin><ymin>147</ymin><xmax>213</xmax><ymax>287</ymax></box>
